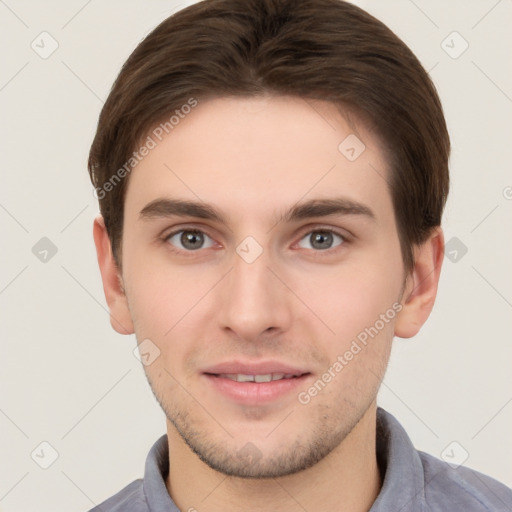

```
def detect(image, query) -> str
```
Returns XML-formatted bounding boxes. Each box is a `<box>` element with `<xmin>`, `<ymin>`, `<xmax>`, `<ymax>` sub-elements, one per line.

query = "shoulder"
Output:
<box><xmin>418</xmin><ymin>450</ymin><xmax>512</xmax><ymax>511</ymax></box>
<box><xmin>87</xmin><ymin>478</ymin><xmax>147</xmax><ymax>512</ymax></box>
<box><xmin>374</xmin><ymin>408</ymin><xmax>512</xmax><ymax>511</ymax></box>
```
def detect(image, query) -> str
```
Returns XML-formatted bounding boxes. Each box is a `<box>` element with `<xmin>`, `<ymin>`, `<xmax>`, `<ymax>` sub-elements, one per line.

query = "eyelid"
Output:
<box><xmin>162</xmin><ymin>223</ymin><xmax>216</xmax><ymax>240</ymax></box>
<box><xmin>295</xmin><ymin>224</ymin><xmax>353</xmax><ymax>243</ymax></box>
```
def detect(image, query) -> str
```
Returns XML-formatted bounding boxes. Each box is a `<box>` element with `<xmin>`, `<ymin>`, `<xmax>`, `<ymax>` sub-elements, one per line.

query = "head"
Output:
<box><xmin>90</xmin><ymin>0</ymin><xmax>449</xmax><ymax>478</ymax></box>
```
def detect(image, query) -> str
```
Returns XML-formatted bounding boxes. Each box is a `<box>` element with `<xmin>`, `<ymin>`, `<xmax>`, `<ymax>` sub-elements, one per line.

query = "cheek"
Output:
<box><xmin>124</xmin><ymin>253</ymin><xmax>223</xmax><ymax>378</ymax></box>
<box><xmin>126</xmin><ymin>270</ymin><xmax>203</xmax><ymax>385</ymax></box>
<box><xmin>289</xmin><ymin>258</ymin><xmax>402</xmax><ymax>344</ymax></box>
<box><xmin>297</xmin><ymin>265</ymin><xmax>399</xmax><ymax>405</ymax></box>
<box><xmin>123</xmin><ymin>238</ymin><xmax>199</xmax><ymax>320</ymax></box>
<box><xmin>128</xmin><ymin>268</ymin><xmax>205</xmax><ymax>336</ymax></box>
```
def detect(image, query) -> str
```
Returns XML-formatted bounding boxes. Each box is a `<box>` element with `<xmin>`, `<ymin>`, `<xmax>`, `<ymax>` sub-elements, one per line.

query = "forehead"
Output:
<box><xmin>124</xmin><ymin>96</ymin><xmax>394</xmax><ymax>227</ymax></box>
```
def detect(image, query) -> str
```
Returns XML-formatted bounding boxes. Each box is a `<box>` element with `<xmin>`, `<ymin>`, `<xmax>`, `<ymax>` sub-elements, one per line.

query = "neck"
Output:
<box><xmin>165</xmin><ymin>404</ymin><xmax>381</xmax><ymax>512</ymax></box>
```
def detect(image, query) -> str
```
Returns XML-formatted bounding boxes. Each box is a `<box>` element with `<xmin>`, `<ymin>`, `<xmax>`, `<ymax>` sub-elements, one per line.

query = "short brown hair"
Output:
<box><xmin>88</xmin><ymin>0</ymin><xmax>450</xmax><ymax>271</ymax></box>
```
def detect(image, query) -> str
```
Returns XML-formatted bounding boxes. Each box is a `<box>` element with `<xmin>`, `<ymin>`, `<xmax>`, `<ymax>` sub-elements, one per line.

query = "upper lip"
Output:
<box><xmin>203</xmin><ymin>360</ymin><xmax>310</xmax><ymax>376</ymax></box>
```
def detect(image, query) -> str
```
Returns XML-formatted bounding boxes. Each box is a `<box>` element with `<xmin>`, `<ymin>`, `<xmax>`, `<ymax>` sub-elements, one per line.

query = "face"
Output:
<box><xmin>117</xmin><ymin>96</ymin><xmax>408</xmax><ymax>478</ymax></box>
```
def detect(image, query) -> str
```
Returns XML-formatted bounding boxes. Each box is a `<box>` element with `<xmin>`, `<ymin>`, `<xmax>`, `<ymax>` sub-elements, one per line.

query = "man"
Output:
<box><xmin>88</xmin><ymin>0</ymin><xmax>512</xmax><ymax>510</ymax></box>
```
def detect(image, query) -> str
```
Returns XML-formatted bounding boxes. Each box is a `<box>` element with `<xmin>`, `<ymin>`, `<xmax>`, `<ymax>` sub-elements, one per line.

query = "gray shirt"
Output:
<box><xmin>89</xmin><ymin>408</ymin><xmax>512</xmax><ymax>511</ymax></box>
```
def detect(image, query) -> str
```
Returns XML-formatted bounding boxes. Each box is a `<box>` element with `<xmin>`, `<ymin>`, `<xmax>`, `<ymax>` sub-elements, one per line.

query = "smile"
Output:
<box><xmin>212</xmin><ymin>373</ymin><xmax>301</xmax><ymax>382</ymax></box>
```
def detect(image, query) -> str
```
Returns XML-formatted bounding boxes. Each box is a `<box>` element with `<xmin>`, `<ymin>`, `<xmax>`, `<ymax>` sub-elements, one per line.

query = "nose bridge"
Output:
<box><xmin>218</xmin><ymin>245</ymin><xmax>290</xmax><ymax>339</ymax></box>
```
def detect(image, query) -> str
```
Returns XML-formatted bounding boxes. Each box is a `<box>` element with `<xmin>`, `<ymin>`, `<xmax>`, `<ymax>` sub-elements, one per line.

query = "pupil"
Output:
<box><xmin>181</xmin><ymin>231</ymin><xmax>204</xmax><ymax>250</ymax></box>
<box><xmin>311</xmin><ymin>232</ymin><xmax>332</xmax><ymax>250</ymax></box>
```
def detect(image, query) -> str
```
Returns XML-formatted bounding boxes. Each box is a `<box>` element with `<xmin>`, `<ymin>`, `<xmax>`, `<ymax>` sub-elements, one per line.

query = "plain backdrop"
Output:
<box><xmin>1</xmin><ymin>1</ymin><xmax>511</xmax><ymax>511</ymax></box>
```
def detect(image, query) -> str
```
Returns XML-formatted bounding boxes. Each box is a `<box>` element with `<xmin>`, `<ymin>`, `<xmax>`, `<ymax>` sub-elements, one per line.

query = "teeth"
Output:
<box><xmin>218</xmin><ymin>373</ymin><xmax>293</xmax><ymax>382</ymax></box>
<box><xmin>237</xmin><ymin>374</ymin><xmax>255</xmax><ymax>382</ymax></box>
<box><xmin>255</xmin><ymin>374</ymin><xmax>271</xmax><ymax>382</ymax></box>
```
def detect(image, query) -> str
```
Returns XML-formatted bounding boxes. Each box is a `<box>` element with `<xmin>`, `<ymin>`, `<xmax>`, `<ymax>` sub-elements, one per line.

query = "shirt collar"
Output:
<box><xmin>142</xmin><ymin>432</ymin><xmax>178</xmax><ymax>512</ymax></box>
<box><xmin>142</xmin><ymin>407</ymin><xmax>427</xmax><ymax>511</ymax></box>
<box><xmin>371</xmin><ymin>407</ymin><xmax>427</xmax><ymax>511</ymax></box>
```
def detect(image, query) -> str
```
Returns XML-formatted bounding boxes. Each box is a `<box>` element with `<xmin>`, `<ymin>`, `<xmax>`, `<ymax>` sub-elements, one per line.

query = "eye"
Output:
<box><xmin>166</xmin><ymin>229</ymin><xmax>216</xmax><ymax>251</ymax></box>
<box><xmin>297</xmin><ymin>229</ymin><xmax>345</xmax><ymax>251</ymax></box>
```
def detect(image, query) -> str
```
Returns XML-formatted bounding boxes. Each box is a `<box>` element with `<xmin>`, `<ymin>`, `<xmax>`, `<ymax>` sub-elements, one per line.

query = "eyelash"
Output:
<box><xmin>162</xmin><ymin>226</ymin><xmax>350</xmax><ymax>256</ymax></box>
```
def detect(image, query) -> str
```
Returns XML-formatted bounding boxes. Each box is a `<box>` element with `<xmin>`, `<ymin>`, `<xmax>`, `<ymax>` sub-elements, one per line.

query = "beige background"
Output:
<box><xmin>1</xmin><ymin>0</ymin><xmax>511</xmax><ymax>510</ymax></box>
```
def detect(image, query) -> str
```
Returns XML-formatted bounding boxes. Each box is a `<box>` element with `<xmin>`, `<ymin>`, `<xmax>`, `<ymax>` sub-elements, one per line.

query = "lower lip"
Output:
<box><xmin>203</xmin><ymin>373</ymin><xmax>311</xmax><ymax>404</ymax></box>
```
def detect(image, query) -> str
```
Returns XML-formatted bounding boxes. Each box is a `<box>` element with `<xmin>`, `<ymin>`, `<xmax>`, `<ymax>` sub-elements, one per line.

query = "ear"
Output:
<box><xmin>394</xmin><ymin>227</ymin><xmax>444</xmax><ymax>338</ymax></box>
<box><xmin>93</xmin><ymin>215</ymin><xmax>134</xmax><ymax>335</ymax></box>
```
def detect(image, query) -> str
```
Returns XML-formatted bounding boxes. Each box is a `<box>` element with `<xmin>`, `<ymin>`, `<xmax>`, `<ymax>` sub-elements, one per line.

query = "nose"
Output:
<box><xmin>217</xmin><ymin>248</ymin><xmax>293</xmax><ymax>343</ymax></box>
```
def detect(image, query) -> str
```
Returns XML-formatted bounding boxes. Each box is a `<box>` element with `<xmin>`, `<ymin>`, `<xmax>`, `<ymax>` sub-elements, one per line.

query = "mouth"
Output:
<box><xmin>205</xmin><ymin>372</ymin><xmax>307</xmax><ymax>382</ymax></box>
<box><xmin>201</xmin><ymin>362</ymin><xmax>311</xmax><ymax>404</ymax></box>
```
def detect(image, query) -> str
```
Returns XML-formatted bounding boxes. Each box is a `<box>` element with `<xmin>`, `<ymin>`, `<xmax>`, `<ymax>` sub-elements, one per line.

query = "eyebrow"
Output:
<box><xmin>139</xmin><ymin>197</ymin><xmax>376</xmax><ymax>224</ymax></box>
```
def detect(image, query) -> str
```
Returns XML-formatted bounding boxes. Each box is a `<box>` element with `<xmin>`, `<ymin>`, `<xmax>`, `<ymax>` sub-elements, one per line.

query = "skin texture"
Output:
<box><xmin>94</xmin><ymin>96</ymin><xmax>444</xmax><ymax>512</ymax></box>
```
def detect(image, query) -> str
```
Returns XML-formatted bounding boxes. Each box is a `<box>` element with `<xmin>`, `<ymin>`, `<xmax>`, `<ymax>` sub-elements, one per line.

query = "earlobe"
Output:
<box><xmin>394</xmin><ymin>227</ymin><xmax>444</xmax><ymax>339</ymax></box>
<box><xmin>93</xmin><ymin>215</ymin><xmax>134</xmax><ymax>335</ymax></box>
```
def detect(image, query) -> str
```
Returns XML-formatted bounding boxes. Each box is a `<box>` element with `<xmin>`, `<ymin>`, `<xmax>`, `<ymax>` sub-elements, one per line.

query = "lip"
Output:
<box><xmin>201</xmin><ymin>360</ymin><xmax>311</xmax><ymax>405</ymax></box>
<box><xmin>202</xmin><ymin>360</ymin><xmax>309</xmax><ymax>376</ymax></box>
